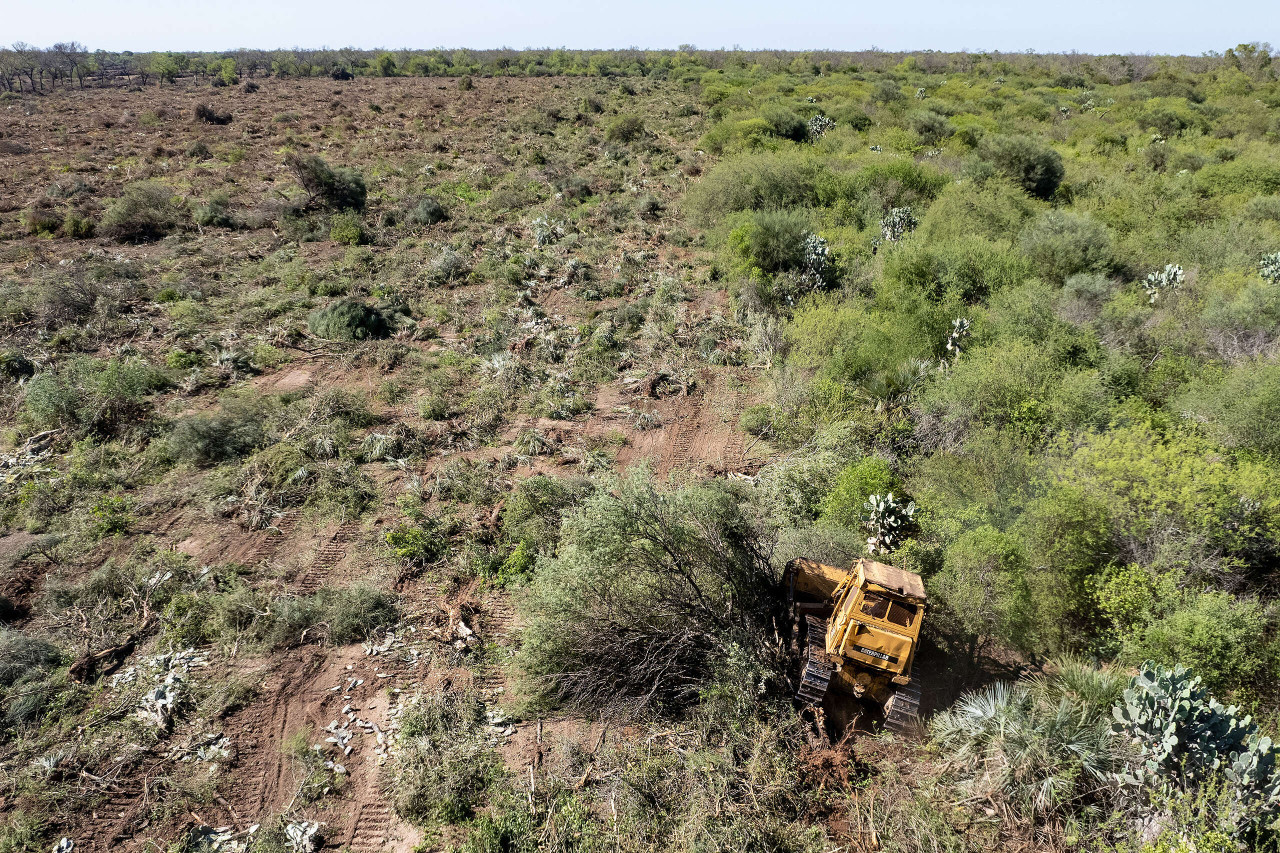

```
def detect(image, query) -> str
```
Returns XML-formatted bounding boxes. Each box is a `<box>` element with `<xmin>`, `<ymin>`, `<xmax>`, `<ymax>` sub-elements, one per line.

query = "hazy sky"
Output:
<box><xmin>6</xmin><ymin>0</ymin><xmax>1277</xmax><ymax>55</ymax></box>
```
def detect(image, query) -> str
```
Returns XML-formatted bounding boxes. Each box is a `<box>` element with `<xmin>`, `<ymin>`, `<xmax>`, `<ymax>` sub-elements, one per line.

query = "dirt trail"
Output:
<box><xmin>596</xmin><ymin>366</ymin><xmax>762</xmax><ymax>477</ymax></box>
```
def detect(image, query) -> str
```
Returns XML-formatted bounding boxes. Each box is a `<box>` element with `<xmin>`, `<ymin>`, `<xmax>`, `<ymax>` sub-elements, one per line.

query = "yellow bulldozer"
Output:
<box><xmin>784</xmin><ymin>556</ymin><xmax>926</xmax><ymax>734</ymax></box>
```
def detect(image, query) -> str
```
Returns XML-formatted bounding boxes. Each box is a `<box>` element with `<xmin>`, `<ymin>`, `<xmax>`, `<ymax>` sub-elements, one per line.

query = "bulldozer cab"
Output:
<box><xmin>826</xmin><ymin>559</ymin><xmax>925</xmax><ymax>680</ymax></box>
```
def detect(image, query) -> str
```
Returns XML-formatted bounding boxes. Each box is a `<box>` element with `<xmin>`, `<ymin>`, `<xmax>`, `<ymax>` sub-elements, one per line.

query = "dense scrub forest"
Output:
<box><xmin>0</xmin><ymin>42</ymin><xmax>1279</xmax><ymax>853</ymax></box>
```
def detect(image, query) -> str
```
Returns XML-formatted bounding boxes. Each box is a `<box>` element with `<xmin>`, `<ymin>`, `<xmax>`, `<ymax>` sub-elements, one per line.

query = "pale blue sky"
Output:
<box><xmin>5</xmin><ymin>0</ymin><xmax>1276</xmax><ymax>55</ymax></box>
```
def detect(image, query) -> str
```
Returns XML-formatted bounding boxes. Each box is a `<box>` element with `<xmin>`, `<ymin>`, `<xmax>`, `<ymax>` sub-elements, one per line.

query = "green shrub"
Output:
<box><xmin>758</xmin><ymin>104</ymin><xmax>808</xmax><ymax>141</ymax></box>
<box><xmin>827</xmin><ymin>102</ymin><xmax>872</xmax><ymax>130</ymax></box>
<box><xmin>917</xmin><ymin>340</ymin><xmax>1111</xmax><ymax>445</ymax></box>
<box><xmin>307</xmin><ymin>299</ymin><xmax>392</xmax><ymax>341</ymax></box>
<box><xmin>385</xmin><ymin>520</ymin><xmax>449</xmax><ymax>567</ymax></box>
<box><xmin>818</xmin><ymin>457</ymin><xmax>896</xmax><ymax>528</ymax></box>
<box><xmin>1180</xmin><ymin>362</ymin><xmax>1280</xmax><ymax>457</ymax></box>
<box><xmin>192</xmin><ymin>191</ymin><xmax>235</xmax><ymax>227</ymax></box>
<box><xmin>930</xmin><ymin>525</ymin><xmax>1034</xmax><ymax>655</ymax></box>
<box><xmin>20</xmin><ymin>205</ymin><xmax>61</xmax><ymax>236</ymax></box>
<box><xmin>62</xmin><ymin>211</ymin><xmax>95</xmax><ymax>238</ymax></box>
<box><xmin>1019</xmin><ymin>210</ymin><xmax>1113</xmax><ymax>282</ymax></box>
<box><xmin>910</xmin><ymin>109</ymin><xmax>953</xmax><ymax>145</ymax></box>
<box><xmin>406</xmin><ymin>195</ymin><xmax>448</xmax><ymax>226</ymax></box>
<box><xmin>501</xmin><ymin>474</ymin><xmax>584</xmax><ymax>555</ymax></box>
<box><xmin>0</xmin><ymin>351</ymin><xmax>34</xmax><ymax>383</ymax></box>
<box><xmin>871</xmin><ymin>79</ymin><xmax>904</xmax><ymax>104</ymax></box>
<box><xmin>605</xmin><ymin>115</ymin><xmax>645</xmax><ymax>143</ymax></box>
<box><xmin>1194</xmin><ymin>160</ymin><xmax>1280</xmax><ymax>197</ymax></box>
<box><xmin>21</xmin><ymin>357</ymin><xmax>168</xmax><ymax>437</ymax></box>
<box><xmin>99</xmin><ymin>181</ymin><xmax>184</xmax><ymax>242</ymax></box>
<box><xmin>516</xmin><ymin>473</ymin><xmax>780</xmax><ymax>712</ymax></box>
<box><xmin>1242</xmin><ymin>194</ymin><xmax>1280</xmax><ymax>222</ymax></box>
<box><xmin>90</xmin><ymin>495</ymin><xmax>131</xmax><ymax>537</ymax></box>
<box><xmin>169</xmin><ymin>397</ymin><xmax>272</xmax><ymax>466</ymax></box>
<box><xmin>1121</xmin><ymin>593</ymin><xmax>1272</xmax><ymax>698</ymax></box>
<box><xmin>324</xmin><ymin>585</ymin><xmax>398</xmax><ymax>644</ymax></box>
<box><xmin>918</xmin><ymin>179</ymin><xmax>1041</xmax><ymax>243</ymax></box>
<box><xmin>883</xmin><ymin>236</ymin><xmax>1031</xmax><ymax>302</ymax></box>
<box><xmin>328</xmin><ymin>211</ymin><xmax>364</xmax><ymax>245</ymax></box>
<box><xmin>686</xmin><ymin>151</ymin><xmax>826</xmax><ymax>222</ymax></box>
<box><xmin>726</xmin><ymin>209</ymin><xmax>812</xmax><ymax>277</ymax></box>
<box><xmin>975</xmin><ymin>134</ymin><xmax>1065</xmax><ymax>200</ymax></box>
<box><xmin>285</xmin><ymin>152</ymin><xmax>367</xmax><ymax>211</ymax></box>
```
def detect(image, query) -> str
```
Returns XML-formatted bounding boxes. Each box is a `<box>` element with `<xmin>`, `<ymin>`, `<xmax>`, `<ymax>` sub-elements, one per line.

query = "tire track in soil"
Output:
<box><xmin>293</xmin><ymin>522</ymin><xmax>360</xmax><ymax>593</ymax></box>
<box><xmin>80</xmin><ymin>775</ymin><xmax>150</xmax><ymax>853</ymax></box>
<box><xmin>246</xmin><ymin>510</ymin><xmax>298</xmax><ymax>566</ymax></box>
<box><xmin>222</xmin><ymin>654</ymin><xmax>315</xmax><ymax>826</ymax></box>
<box><xmin>345</xmin><ymin>800</ymin><xmax>395</xmax><ymax>852</ymax></box>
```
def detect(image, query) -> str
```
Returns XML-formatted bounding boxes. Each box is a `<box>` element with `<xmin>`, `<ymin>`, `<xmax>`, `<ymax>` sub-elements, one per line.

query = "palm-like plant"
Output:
<box><xmin>931</xmin><ymin>660</ymin><xmax>1129</xmax><ymax>820</ymax></box>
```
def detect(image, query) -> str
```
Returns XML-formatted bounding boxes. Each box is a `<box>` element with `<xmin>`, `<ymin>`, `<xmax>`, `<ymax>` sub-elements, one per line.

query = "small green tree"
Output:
<box><xmin>930</xmin><ymin>525</ymin><xmax>1035</xmax><ymax>657</ymax></box>
<box><xmin>218</xmin><ymin>58</ymin><xmax>238</xmax><ymax>86</ymax></box>
<box><xmin>976</xmin><ymin>134</ymin><xmax>1065</xmax><ymax>200</ymax></box>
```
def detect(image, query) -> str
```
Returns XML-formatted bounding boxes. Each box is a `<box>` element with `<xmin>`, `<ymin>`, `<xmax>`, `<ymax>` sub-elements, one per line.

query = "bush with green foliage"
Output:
<box><xmin>517</xmin><ymin>473</ymin><xmax>780</xmax><ymax>713</ymax></box>
<box><xmin>192</xmin><ymin>191</ymin><xmax>235</xmax><ymax>227</ymax></box>
<box><xmin>306</xmin><ymin>299</ymin><xmax>392</xmax><ymax>341</ymax></box>
<box><xmin>974</xmin><ymin>134</ymin><xmax>1065</xmax><ymax>200</ymax></box>
<box><xmin>407</xmin><ymin>195</ymin><xmax>448</xmax><ymax>226</ymax></box>
<box><xmin>99</xmin><ymin>181</ymin><xmax>184</xmax><ymax>241</ymax></box>
<box><xmin>385</xmin><ymin>519</ymin><xmax>449</xmax><ymax>568</ymax></box>
<box><xmin>819</xmin><ymin>457</ymin><xmax>896</xmax><ymax>528</ymax></box>
<box><xmin>169</xmin><ymin>397</ymin><xmax>272</xmax><ymax>466</ymax></box>
<box><xmin>21</xmin><ymin>357</ymin><xmax>168</xmax><ymax>437</ymax></box>
<box><xmin>285</xmin><ymin>152</ymin><xmax>367</xmax><ymax>211</ymax></box>
<box><xmin>1019</xmin><ymin>211</ymin><xmax>1113</xmax><ymax>282</ymax></box>
<box><xmin>328</xmin><ymin>211</ymin><xmax>364</xmax><ymax>245</ymax></box>
<box><xmin>1179</xmin><ymin>361</ymin><xmax>1280</xmax><ymax>457</ymax></box>
<box><xmin>929</xmin><ymin>525</ymin><xmax>1034</xmax><ymax>656</ymax></box>
<box><xmin>605</xmin><ymin>115</ymin><xmax>645</xmax><ymax>143</ymax></box>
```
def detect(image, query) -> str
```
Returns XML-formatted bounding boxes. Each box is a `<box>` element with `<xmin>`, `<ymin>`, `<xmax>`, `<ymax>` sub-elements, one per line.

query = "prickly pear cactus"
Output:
<box><xmin>1113</xmin><ymin>661</ymin><xmax>1280</xmax><ymax>838</ymax></box>
<box><xmin>864</xmin><ymin>492</ymin><xmax>916</xmax><ymax>555</ymax></box>
<box><xmin>1261</xmin><ymin>252</ymin><xmax>1280</xmax><ymax>285</ymax></box>
<box><xmin>1112</xmin><ymin>661</ymin><xmax>1252</xmax><ymax>785</ymax></box>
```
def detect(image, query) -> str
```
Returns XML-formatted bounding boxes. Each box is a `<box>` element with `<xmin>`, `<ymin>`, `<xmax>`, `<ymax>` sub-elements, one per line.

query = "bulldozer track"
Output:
<box><xmin>883</xmin><ymin>678</ymin><xmax>923</xmax><ymax>735</ymax></box>
<box><xmin>346</xmin><ymin>801</ymin><xmax>394</xmax><ymax>852</ymax></box>
<box><xmin>484</xmin><ymin>600</ymin><xmax>517</xmax><ymax>640</ymax></box>
<box><xmin>248</xmin><ymin>510</ymin><xmax>298</xmax><ymax>565</ymax></box>
<box><xmin>797</xmin><ymin>616</ymin><xmax>833</xmax><ymax>706</ymax></box>
<box><xmin>669</xmin><ymin>419</ymin><xmax>696</xmax><ymax>468</ymax></box>
<box><xmin>721</xmin><ymin>382</ymin><xmax>748</xmax><ymax>469</ymax></box>
<box><xmin>294</xmin><ymin>522</ymin><xmax>359</xmax><ymax>593</ymax></box>
<box><xmin>82</xmin><ymin>778</ymin><xmax>148</xmax><ymax>852</ymax></box>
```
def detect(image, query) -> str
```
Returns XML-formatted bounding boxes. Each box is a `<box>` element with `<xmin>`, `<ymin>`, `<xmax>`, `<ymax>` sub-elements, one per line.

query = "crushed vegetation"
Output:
<box><xmin>0</xmin><ymin>41</ymin><xmax>1278</xmax><ymax>853</ymax></box>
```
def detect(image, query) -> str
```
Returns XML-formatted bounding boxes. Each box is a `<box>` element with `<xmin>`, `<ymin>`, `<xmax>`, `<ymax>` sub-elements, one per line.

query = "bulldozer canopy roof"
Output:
<box><xmin>859</xmin><ymin>558</ymin><xmax>926</xmax><ymax>601</ymax></box>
